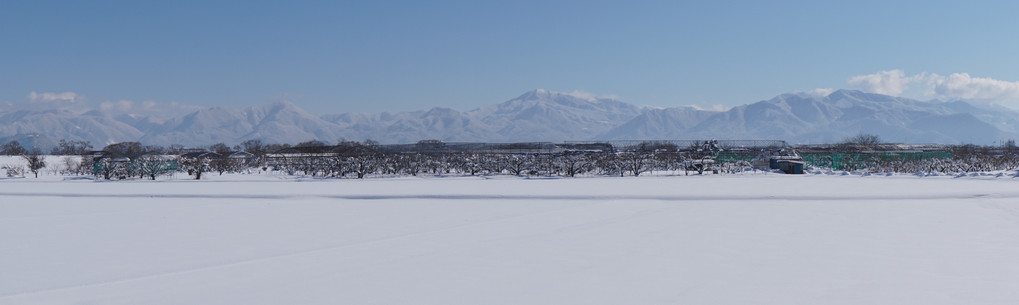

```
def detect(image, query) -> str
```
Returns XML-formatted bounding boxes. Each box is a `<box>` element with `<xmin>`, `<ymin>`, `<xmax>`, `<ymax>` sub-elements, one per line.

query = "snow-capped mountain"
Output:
<box><xmin>322</xmin><ymin>107</ymin><xmax>493</xmax><ymax>143</ymax></box>
<box><xmin>667</xmin><ymin>90</ymin><xmax>1014</xmax><ymax>144</ymax></box>
<box><xmin>467</xmin><ymin>89</ymin><xmax>643</xmax><ymax>141</ymax></box>
<box><xmin>0</xmin><ymin>89</ymin><xmax>1017</xmax><ymax>151</ymax></box>
<box><xmin>138</xmin><ymin>100</ymin><xmax>354</xmax><ymax>146</ymax></box>
<box><xmin>320</xmin><ymin>89</ymin><xmax>643</xmax><ymax>143</ymax></box>
<box><xmin>599</xmin><ymin>106</ymin><xmax>719</xmax><ymax>140</ymax></box>
<box><xmin>0</xmin><ymin>108</ymin><xmax>144</xmax><ymax>150</ymax></box>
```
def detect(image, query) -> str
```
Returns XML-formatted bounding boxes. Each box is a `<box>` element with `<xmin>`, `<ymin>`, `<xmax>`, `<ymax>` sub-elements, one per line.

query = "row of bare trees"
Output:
<box><xmin>88</xmin><ymin>154</ymin><xmax>257</xmax><ymax>180</ymax></box>
<box><xmin>859</xmin><ymin>146</ymin><xmax>1019</xmax><ymax>174</ymax></box>
<box><xmin>266</xmin><ymin>146</ymin><xmax>754</xmax><ymax>179</ymax></box>
<box><xmin>13</xmin><ymin>136</ymin><xmax>1019</xmax><ymax>180</ymax></box>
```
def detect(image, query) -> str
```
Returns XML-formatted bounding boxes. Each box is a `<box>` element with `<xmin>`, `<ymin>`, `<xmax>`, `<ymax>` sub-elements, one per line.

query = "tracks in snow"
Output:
<box><xmin>0</xmin><ymin>200</ymin><xmax>597</xmax><ymax>299</ymax></box>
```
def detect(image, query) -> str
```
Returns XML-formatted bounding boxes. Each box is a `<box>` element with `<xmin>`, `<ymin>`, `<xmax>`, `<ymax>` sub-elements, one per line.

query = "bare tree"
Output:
<box><xmin>21</xmin><ymin>149</ymin><xmax>46</xmax><ymax>178</ymax></box>
<box><xmin>351</xmin><ymin>155</ymin><xmax>379</xmax><ymax>178</ymax></box>
<box><xmin>841</xmin><ymin>133</ymin><xmax>882</xmax><ymax>149</ymax></box>
<box><xmin>209</xmin><ymin>156</ymin><xmax>242</xmax><ymax>175</ymax></box>
<box><xmin>51</xmin><ymin>139</ymin><xmax>93</xmax><ymax>155</ymax></box>
<box><xmin>619</xmin><ymin>152</ymin><xmax>651</xmax><ymax>177</ymax></box>
<box><xmin>209</xmin><ymin>143</ymin><xmax>232</xmax><ymax>154</ymax></box>
<box><xmin>136</xmin><ymin>155</ymin><xmax>176</xmax><ymax>180</ymax></box>
<box><xmin>61</xmin><ymin>156</ymin><xmax>80</xmax><ymax>175</ymax></box>
<box><xmin>93</xmin><ymin>158</ymin><xmax>121</xmax><ymax>180</ymax></box>
<box><xmin>595</xmin><ymin>153</ymin><xmax>624</xmax><ymax>177</ymax></box>
<box><xmin>558</xmin><ymin>153</ymin><xmax>592</xmax><ymax>177</ymax></box>
<box><xmin>77</xmin><ymin>155</ymin><xmax>95</xmax><ymax>176</ymax></box>
<box><xmin>296</xmin><ymin>140</ymin><xmax>326</xmax><ymax>147</ymax></box>
<box><xmin>505</xmin><ymin>155</ymin><xmax>529</xmax><ymax>176</ymax></box>
<box><xmin>165</xmin><ymin>144</ymin><xmax>186</xmax><ymax>155</ymax></box>
<box><xmin>179</xmin><ymin>155</ymin><xmax>211</xmax><ymax>180</ymax></box>
<box><xmin>1</xmin><ymin>141</ymin><xmax>28</xmax><ymax>155</ymax></box>
<box><xmin>2</xmin><ymin>163</ymin><xmax>24</xmax><ymax>177</ymax></box>
<box><xmin>345</xmin><ymin>145</ymin><xmax>382</xmax><ymax>179</ymax></box>
<box><xmin>238</xmin><ymin>139</ymin><xmax>268</xmax><ymax>169</ymax></box>
<box><xmin>238</xmin><ymin>139</ymin><xmax>265</xmax><ymax>154</ymax></box>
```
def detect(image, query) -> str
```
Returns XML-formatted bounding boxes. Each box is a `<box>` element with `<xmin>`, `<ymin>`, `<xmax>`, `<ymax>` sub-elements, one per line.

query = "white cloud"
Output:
<box><xmin>847</xmin><ymin>70</ymin><xmax>924</xmax><ymax>96</ymax></box>
<box><xmin>848</xmin><ymin>70</ymin><xmax>1019</xmax><ymax>103</ymax></box>
<box><xmin>100</xmin><ymin>100</ymin><xmax>136</xmax><ymax>112</ymax></box>
<box><xmin>27</xmin><ymin>91</ymin><xmax>81</xmax><ymax>103</ymax></box>
<box><xmin>686</xmin><ymin>104</ymin><xmax>730</xmax><ymax>112</ymax></box>
<box><xmin>929</xmin><ymin>73</ymin><xmax>1019</xmax><ymax>100</ymax></box>
<box><xmin>567</xmin><ymin>90</ymin><xmax>620</xmax><ymax>101</ymax></box>
<box><xmin>15</xmin><ymin>91</ymin><xmax>203</xmax><ymax>117</ymax></box>
<box><xmin>567</xmin><ymin>90</ymin><xmax>596</xmax><ymax>100</ymax></box>
<box><xmin>805</xmin><ymin>88</ymin><xmax>834</xmax><ymax>97</ymax></box>
<box><xmin>94</xmin><ymin>99</ymin><xmax>203</xmax><ymax>118</ymax></box>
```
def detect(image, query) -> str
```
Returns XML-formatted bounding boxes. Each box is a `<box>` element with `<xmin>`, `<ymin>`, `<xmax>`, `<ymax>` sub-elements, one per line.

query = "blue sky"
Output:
<box><xmin>4</xmin><ymin>0</ymin><xmax>1019</xmax><ymax>113</ymax></box>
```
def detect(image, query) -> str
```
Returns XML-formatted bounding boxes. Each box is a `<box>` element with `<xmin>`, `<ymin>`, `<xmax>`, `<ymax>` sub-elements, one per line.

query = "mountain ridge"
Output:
<box><xmin>1</xmin><ymin>89</ymin><xmax>1016</xmax><ymax>151</ymax></box>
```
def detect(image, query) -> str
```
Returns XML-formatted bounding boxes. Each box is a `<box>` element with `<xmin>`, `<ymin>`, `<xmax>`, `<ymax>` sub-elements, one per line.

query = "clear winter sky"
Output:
<box><xmin>3</xmin><ymin>0</ymin><xmax>1019</xmax><ymax>114</ymax></box>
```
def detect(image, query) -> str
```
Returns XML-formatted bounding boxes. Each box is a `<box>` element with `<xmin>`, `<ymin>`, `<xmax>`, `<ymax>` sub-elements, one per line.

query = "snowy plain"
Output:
<box><xmin>3</xmin><ymin>170</ymin><xmax>1019</xmax><ymax>304</ymax></box>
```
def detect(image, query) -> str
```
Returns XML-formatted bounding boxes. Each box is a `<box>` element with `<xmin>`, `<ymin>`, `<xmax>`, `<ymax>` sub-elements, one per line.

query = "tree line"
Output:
<box><xmin>5</xmin><ymin>137</ymin><xmax>1019</xmax><ymax>180</ymax></box>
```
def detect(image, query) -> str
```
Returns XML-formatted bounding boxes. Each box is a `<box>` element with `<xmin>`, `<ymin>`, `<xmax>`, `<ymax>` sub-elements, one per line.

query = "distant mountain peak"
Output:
<box><xmin>827</xmin><ymin>88</ymin><xmax>889</xmax><ymax>100</ymax></box>
<box><xmin>516</xmin><ymin>88</ymin><xmax>555</xmax><ymax>101</ymax></box>
<box><xmin>831</xmin><ymin>88</ymin><xmax>864</xmax><ymax>95</ymax></box>
<box><xmin>269</xmin><ymin>100</ymin><xmax>299</xmax><ymax>110</ymax></box>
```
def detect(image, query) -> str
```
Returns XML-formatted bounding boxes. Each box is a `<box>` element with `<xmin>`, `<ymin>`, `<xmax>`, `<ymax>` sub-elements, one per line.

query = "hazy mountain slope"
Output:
<box><xmin>0</xmin><ymin>109</ymin><xmax>144</xmax><ymax>148</ymax></box>
<box><xmin>0</xmin><ymin>133</ymin><xmax>57</xmax><ymax>153</ymax></box>
<box><xmin>905</xmin><ymin>113</ymin><xmax>1007</xmax><ymax>144</ymax></box>
<box><xmin>139</xmin><ymin>106</ymin><xmax>267</xmax><ymax>146</ymax></box>
<box><xmin>320</xmin><ymin>89</ymin><xmax>646</xmax><ymax>143</ymax></box>
<box><xmin>676</xmin><ymin>90</ymin><xmax>1019</xmax><ymax>144</ymax></box>
<box><xmin>240</xmin><ymin>101</ymin><xmax>349</xmax><ymax>144</ymax></box>
<box><xmin>138</xmin><ymin>101</ymin><xmax>354</xmax><ymax>146</ymax></box>
<box><xmin>381</xmin><ymin>107</ymin><xmax>494</xmax><ymax>143</ymax></box>
<box><xmin>599</xmin><ymin>107</ymin><xmax>719</xmax><ymax>140</ymax></box>
<box><xmin>937</xmin><ymin>101</ymin><xmax>1019</xmax><ymax>134</ymax></box>
<box><xmin>468</xmin><ymin>89</ymin><xmax>643</xmax><ymax>142</ymax></box>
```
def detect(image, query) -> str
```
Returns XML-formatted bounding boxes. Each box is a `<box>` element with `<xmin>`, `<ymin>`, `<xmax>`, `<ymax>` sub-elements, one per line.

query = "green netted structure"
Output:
<box><xmin>800</xmin><ymin>152</ymin><xmax>951</xmax><ymax>171</ymax></box>
<box><xmin>715</xmin><ymin>151</ymin><xmax>760</xmax><ymax>163</ymax></box>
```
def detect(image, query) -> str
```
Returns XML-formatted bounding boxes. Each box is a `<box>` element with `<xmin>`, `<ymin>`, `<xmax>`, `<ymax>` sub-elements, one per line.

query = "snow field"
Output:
<box><xmin>2</xmin><ymin>175</ymin><xmax>1019</xmax><ymax>304</ymax></box>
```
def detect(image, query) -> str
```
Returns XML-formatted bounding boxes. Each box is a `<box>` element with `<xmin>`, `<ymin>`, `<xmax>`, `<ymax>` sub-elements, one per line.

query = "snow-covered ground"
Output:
<box><xmin>3</xmin><ymin>173</ymin><xmax>1019</xmax><ymax>304</ymax></box>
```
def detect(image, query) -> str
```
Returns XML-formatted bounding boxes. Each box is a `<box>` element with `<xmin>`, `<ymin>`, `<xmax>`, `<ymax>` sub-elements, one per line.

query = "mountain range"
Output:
<box><xmin>2</xmin><ymin>89</ymin><xmax>1017</xmax><ymax>151</ymax></box>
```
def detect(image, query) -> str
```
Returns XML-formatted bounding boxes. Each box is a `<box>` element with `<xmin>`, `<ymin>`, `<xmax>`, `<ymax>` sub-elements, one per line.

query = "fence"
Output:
<box><xmin>381</xmin><ymin>140</ymin><xmax>789</xmax><ymax>155</ymax></box>
<box><xmin>800</xmin><ymin>152</ymin><xmax>952</xmax><ymax>171</ymax></box>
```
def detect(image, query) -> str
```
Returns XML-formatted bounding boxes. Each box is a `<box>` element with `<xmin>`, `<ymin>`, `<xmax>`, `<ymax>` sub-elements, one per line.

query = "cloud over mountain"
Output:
<box><xmin>930</xmin><ymin>73</ymin><xmax>1019</xmax><ymax>101</ymax></box>
<box><xmin>849</xmin><ymin>70</ymin><xmax>1019</xmax><ymax>105</ymax></box>
<box><xmin>848</xmin><ymin>70</ymin><xmax>923</xmax><ymax>96</ymax></box>
<box><xmin>27</xmin><ymin>91</ymin><xmax>81</xmax><ymax>103</ymax></box>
